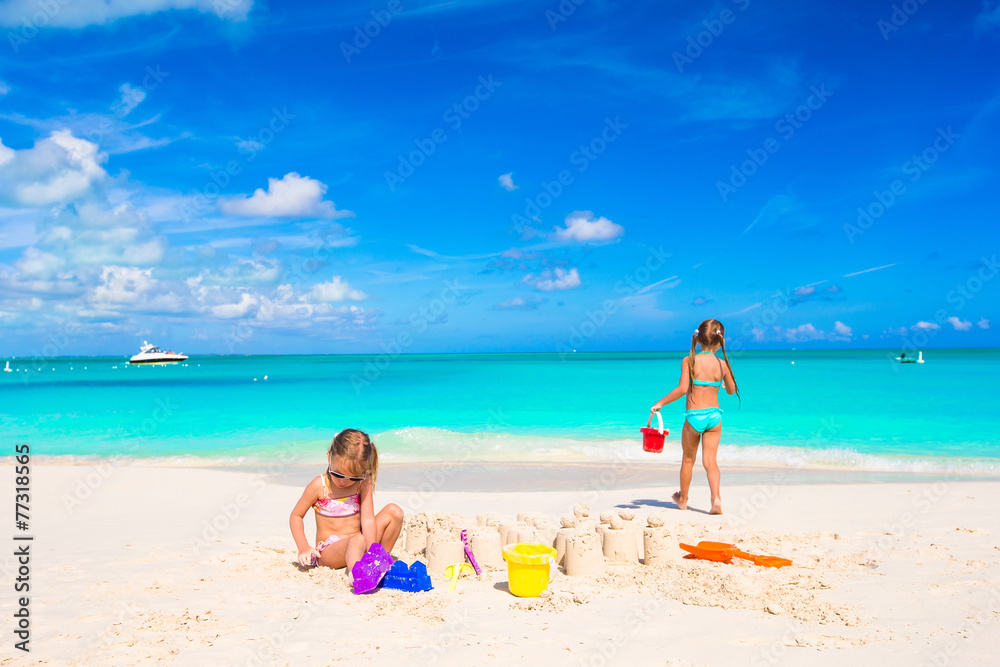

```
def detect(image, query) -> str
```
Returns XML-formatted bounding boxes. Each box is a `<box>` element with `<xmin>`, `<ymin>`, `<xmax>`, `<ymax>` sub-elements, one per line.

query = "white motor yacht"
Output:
<box><xmin>129</xmin><ymin>342</ymin><xmax>188</xmax><ymax>365</ymax></box>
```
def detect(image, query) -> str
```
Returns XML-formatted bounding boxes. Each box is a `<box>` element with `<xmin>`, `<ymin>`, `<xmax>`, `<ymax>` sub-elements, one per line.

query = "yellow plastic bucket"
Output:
<box><xmin>502</xmin><ymin>543</ymin><xmax>556</xmax><ymax>597</ymax></box>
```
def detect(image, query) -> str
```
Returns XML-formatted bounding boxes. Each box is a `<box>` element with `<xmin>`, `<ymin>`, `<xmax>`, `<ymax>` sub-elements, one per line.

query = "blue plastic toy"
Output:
<box><xmin>381</xmin><ymin>559</ymin><xmax>433</xmax><ymax>592</ymax></box>
<box><xmin>351</xmin><ymin>543</ymin><xmax>393</xmax><ymax>595</ymax></box>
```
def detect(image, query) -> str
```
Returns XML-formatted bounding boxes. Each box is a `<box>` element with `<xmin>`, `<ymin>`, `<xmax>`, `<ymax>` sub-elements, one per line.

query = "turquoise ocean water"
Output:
<box><xmin>2</xmin><ymin>350</ymin><xmax>998</xmax><ymax>474</ymax></box>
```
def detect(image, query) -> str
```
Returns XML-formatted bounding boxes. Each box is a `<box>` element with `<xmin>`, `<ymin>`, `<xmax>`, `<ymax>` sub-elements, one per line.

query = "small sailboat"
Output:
<box><xmin>3</xmin><ymin>361</ymin><xmax>11</xmax><ymax>373</ymax></box>
<box><xmin>896</xmin><ymin>351</ymin><xmax>925</xmax><ymax>364</ymax></box>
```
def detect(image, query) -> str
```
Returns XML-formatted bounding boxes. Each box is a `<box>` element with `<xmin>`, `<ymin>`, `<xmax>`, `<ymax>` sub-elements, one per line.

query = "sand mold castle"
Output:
<box><xmin>399</xmin><ymin>503</ymin><xmax>677</xmax><ymax>577</ymax></box>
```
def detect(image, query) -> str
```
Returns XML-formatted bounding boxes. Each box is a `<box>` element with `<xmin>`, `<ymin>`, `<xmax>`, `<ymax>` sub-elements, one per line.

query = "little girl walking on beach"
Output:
<box><xmin>651</xmin><ymin>319</ymin><xmax>739</xmax><ymax>515</ymax></box>
<box><xmin>289</xmin><ymin>429</ymin><xmax>404</xmax><ymax>572</ymax></box>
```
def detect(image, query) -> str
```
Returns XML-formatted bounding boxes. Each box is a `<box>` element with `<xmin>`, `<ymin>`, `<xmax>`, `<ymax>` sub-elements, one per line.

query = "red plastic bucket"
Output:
<box><xmin>641</xmin><ymin>411</ymin><xmax>668</xmax><ymax>453</ymax></box>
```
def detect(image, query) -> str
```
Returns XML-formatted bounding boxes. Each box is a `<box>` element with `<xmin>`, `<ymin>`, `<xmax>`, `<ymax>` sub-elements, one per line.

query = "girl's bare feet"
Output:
<box><xmin>709</xmin><ymin>499</ymin><xmax>723</xmax><ymax>515</ymax></box>
<box><xmin>672</xmin><ymin>491</ymin><xmax>687</xmax><ymax>510</ymax></box>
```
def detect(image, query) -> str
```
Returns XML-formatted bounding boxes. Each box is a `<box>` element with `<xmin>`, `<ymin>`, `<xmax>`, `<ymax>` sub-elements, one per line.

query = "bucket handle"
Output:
<box><xmin>646</xmin><ymin>410</ymin><xmax>664</xmax><ymax>434</ymax></box>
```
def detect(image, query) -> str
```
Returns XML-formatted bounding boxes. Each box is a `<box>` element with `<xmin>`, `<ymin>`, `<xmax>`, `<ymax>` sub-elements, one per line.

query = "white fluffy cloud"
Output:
<box><xmin>912</xmin><ymin>321</ymin><xmax>940</xmax><ymax>331</ymax></box>
<box><xmin>219</xmin><ymin>173</ymin><xmax>353</xmax><ymax>219</ymax></box>
<box><xmin>779</xmin><ymin>323</ymin><xmax>826</xmax><ymax>342</ymax></box>
<box><xmin>550</xmin><ymin>211</ymin><xmax>624</xmax><ymax>244</ymax></box>
<box><xmin>309</xmin><ymin>277</ymin><xmax>367</xmax><ymax>302</ymax></box>
<box><xmin>15</xmin><ymin>247</ymin><xmax>65</xmax><ymax>280</ymax></box>
<box><xmin>0</xmin><ymin>81</ymin><xmax>9</xmax><ymax>95</ymax></box>
<box><xmin>498</xmin><ymin>172</ymin><xmax>517</xmax><ymax>191</ymax></box>
<box><xmin>947</xmin><ymin>316</ymin><xmax>973</xmax><ymax>331</ymax></box>
<box><xmin>523</xmin><ymin>267</ymin><xmax>582</xmax><ymax>291</ymax></box>
<box><xmin>764</xmin><ymin>322</ymin><xmax>855</xmax><ymax>343</ymax></box>
<box><xmin>197</xmin><ymin>258</ymin><xmax>282</xmax><ymax>286</ymax></box>
<box><xmin>0</xmin><ymin>130</ymin><xmax>108</xmax><ymax>206</ymax></box>
<box><xmin>209</xmin><ymin>292</ymin><xmax>259</xmax><ymax>319</ymax></box>
<box><xmin>978</xmin><ymin>317</ymin><xmax>990</xmax><ymax>330</ymax></box>
<box><xmin>42</xmin><ymin>201</ymin><xmax>166</xmax><ymax>267</ymax></box>
<box><xmin>832</xmin><ymin>320</ymin><xmax>852</xmax><ymax>341</ymax></box>
<box><xmin>0</xmin><ymin>0</ymin><xmax>252</xmax><ymax>28</ymax></box>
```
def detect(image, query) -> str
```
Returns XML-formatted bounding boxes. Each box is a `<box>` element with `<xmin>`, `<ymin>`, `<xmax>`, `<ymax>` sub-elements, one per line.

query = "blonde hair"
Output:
<box><xmin>327</xmin><ymin>429</ymin><xmax>379</xmax><ymax>485</ymax></box>
<box><xmin>688</xmin><ymin>319</ymin><xmax>740</xmax><ymax>406</ymax></box>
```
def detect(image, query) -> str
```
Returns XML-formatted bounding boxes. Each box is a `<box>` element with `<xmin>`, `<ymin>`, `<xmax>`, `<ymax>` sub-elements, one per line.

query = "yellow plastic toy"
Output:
<box><xmin>502</xmin><ymin>543</ymin><xmax>557</xmax><ymax>597</ymax></box>
<box><xmin>443</xmin><ymin>562</ymin><xmax>474</xmax><ymax>592</ymax></box>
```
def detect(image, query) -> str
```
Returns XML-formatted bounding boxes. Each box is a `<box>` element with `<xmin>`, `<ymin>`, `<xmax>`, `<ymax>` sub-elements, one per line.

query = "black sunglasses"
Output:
<box><xmin>328</xmin><ymin>468</ymin><xmax>366</xmax><ymax>482</ymax></box>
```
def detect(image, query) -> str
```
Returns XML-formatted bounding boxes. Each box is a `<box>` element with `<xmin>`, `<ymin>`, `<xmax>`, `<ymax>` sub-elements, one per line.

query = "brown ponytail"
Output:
<box><xmin>718</xmin><ymin>330</ymin><xmax>741</xmax><ymax>407</ymax></box>
<box><xmin>686</xmin><ymin>332</ymin><xmax>698</xmax><ymax>395</ymax></box>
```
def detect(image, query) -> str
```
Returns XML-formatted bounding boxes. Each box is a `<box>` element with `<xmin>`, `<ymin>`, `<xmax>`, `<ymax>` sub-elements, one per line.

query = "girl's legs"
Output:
<box><xmin>674</xmin><ymin>421</ymin><xmax>701</xmax><ymax>510</ymax></box>
<box><xmin>314</xmin><ymin>504</ymin><xmax>404</xmax><ymax>572</ymax></box>
<box><xmin>316</xmin><ymin>532</ymin><xmax>367</xmax><ymax>571</ymax></box>
<box><xmin>373</xmin><ymin>503</ymin><xmax>404</xmax><ymax>553</ymax></box>
<box><xmin>701</xmin><ymin>425</ymin><xmax>723</xmax><ymax>514</ymax></box>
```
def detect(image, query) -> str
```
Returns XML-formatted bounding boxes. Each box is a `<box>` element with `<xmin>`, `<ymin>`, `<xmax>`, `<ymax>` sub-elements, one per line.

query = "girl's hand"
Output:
<box><xmin>298</xmin><ymin>547</ymin><xmax>320</xmax><ymax>568</ymax></box>
<box><xmin>650</xmin><ymin>404</ymin><xmax>661</xmax><ymax>412</ymax></box>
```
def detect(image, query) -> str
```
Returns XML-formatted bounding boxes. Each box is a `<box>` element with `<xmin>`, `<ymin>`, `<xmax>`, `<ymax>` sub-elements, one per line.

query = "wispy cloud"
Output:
<box><xmin>843</xmin><ymin>263</ymin><xmax>896</xmax><ymax>278</ymax></box>
<box><xmin>494</xmin><ymin>296</ymin><xmax>547</xmax><ymax>310</ymax></box>
<box><xmin>406</xmin><ymin>244</ymin><xmax>501</xmax><ymax>261</ymax></box>
<box><xmin>0</xmin><ymin>0</ymin><xmax>252</xmax><ymax>28</ymax></box>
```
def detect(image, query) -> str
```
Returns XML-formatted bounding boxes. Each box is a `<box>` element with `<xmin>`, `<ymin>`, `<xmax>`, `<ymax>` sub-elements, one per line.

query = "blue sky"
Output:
<box><xmin>0</xmin><ymin>0</ymin><xmax>998</xmax><ymax>356</ymax></box>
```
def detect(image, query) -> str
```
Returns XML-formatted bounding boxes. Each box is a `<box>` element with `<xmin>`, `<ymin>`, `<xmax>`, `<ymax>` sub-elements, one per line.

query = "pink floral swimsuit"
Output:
<box><xmin>313</xmin><ymin>476</ymin><xmax>361</xmax><ymax>554</ymax></box>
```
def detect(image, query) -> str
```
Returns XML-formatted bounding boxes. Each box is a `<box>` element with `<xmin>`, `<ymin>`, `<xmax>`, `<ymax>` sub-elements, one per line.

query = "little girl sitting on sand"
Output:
<box><xmin>650</xmin><ymin>319</ymin><xmax>739</xmax><ymax>515</ymax></box>
<box><xmin>289</xmin><ymin>429</ymin><xmax>404</xmax><ymax>572</ymax></box>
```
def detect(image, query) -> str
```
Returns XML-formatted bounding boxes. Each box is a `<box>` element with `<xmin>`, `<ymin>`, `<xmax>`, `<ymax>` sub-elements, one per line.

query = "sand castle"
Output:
<box><xmin>403</xmin><ymin>513</ymin><xmax>430</xmax><ymax>554</ymax></box>
<box><xmin>402</xmin><ymin>505</ymin><xmax>678</xmax><ymax>577</ymax></box>
<box><xmin>602</xmin><ymin>515</ymin><xmax>639</xmax><ymax>563</ymax></box>
<box><xmin>554</xmin><ymin>514</ymin><xmax>576</xmax><ymax>566</ymax></box>
<box><xmin>643</xmin><ymin>512</ymin><xmax>671</xmax><ymax>566</ymax></box>
<box><xmin>564</xmin><ymin>531</ymin><xmax>605</xmax><ymax>576</ymax></box>
<box><xmin>424</xmin><ymin>530</ymin><xmax>466</xmax><ymax>576</ymax></box>
<box><xmin>468</xmin><ymin>527</ymin><xmax>504</xmax><ymax>569</ymax></box>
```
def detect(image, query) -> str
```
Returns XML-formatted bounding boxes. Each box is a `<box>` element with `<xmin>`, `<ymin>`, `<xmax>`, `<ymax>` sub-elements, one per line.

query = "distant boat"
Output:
<box><xmin>896</xmin><ymin>351</ymin><xmax>925</xmax><ymax>364</ymax></box>
<box><xmin>3</xmin><ymin>361</ymin><xmax>11</xmax><ymax>373</ymax></box>
<box><xmin>129</xmin><ymin>341</ymin><xmax>188</xmax><ymax>365</ymax></box>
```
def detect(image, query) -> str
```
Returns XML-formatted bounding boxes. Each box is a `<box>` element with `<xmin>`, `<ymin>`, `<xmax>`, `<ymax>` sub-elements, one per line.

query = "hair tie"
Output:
<box><xmin>693</xmin><ymin>329</ymin><xmax>699</xmax><ymax>334</ymax></box>
<box><xmin>716</xmin><ymin>330</ymin><xmax>722</xmax><ymax>335</ymax></box>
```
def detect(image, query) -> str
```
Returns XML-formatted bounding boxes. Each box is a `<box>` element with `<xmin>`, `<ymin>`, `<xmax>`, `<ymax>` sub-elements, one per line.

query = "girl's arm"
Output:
<box><xmin>358</xmin><ymin>477</ymin><xmax>377</xmax><ymax>546</ymax></box>
<box><xmin>289</xmin><ymin>478</ymin><xmax>321</xmax><ymax>566</ymax></box>
<box><xmin>651</xmin><ymin>359</ymin><xmax>690</xmax><ymax>411</ymax></box>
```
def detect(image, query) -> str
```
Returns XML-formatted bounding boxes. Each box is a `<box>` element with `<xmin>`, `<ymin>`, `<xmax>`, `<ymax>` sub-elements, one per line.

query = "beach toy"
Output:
<box><xmin>503</xmin><ymin>543</ymin><xmax>557</xmax><ymax>597</ymax></box>
<box><xmin>641</xmin><ymin>411</ymin><xmax>669</xmax><ymax>453</ymax></box>
<box><xmin>695</xmin><ymin>541</ymin><xmax>791</xmax><ymax>568</ymax></box>
<box><xmin>461</xmin><ymin>529</ymin><xmax>482</xmax><ymax>575</ymax></box>
<box><xmin>351</xmin><ymin>543</ymin><xmax>393</xmax><ymax>594</ymax></box>
<box><xmin>382</xmin><ymin>560</ymin><xmax>433</xmax><ymax>592</ymax></box>
<box><xmin>444</xmin><ymin>562</ymin><xmax>474</xmax><ymax>592</ymax></box>
<box><xmin>679</xmin><ymin>542</ymin><xmax>736</xmax><ymax>563</ymax></box>
<box><xmin>681</xmin><ymin>541</ymin><xmax>792</xmax><ymax>568</ymax></box>
<box><xmin>739</xmin><ymin>553</ymin><xmax>792</xmax><ymax>568</ymax></box>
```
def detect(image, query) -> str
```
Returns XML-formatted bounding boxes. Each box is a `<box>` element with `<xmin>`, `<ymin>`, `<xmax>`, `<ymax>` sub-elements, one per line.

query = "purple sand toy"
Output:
<box><xmin>351</xmin><ymin>543</ymin><xmax>393</xmax><ymax>594</ymax></box>
<box><xmin>382</xmin><ymin>560</ymin><xmax>433</xmax><ymax>592</ymax></box>
<box><xmin>461</xmin><ymin>529</ymin><xmax>482</xmax><ymax>575</ymax></box>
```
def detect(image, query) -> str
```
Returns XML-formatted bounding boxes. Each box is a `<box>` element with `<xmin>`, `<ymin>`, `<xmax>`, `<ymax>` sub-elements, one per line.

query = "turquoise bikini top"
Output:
<box><xmin>692</xmin><ymin>352</ymin><xmax>724</xmax><ymax>387</ymax></box>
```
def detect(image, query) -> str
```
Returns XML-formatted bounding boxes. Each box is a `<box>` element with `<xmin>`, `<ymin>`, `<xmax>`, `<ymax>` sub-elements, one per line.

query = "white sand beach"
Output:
<box><xmin>3</xmin><ymin>463</ymin><xmax>999</xmax><ymax>666</ymax></box>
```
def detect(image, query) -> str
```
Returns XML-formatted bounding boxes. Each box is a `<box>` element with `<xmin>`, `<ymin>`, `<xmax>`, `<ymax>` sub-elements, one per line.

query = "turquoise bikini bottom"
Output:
<box><xmin>684</xmin><ymin>408</ymin><xmax>723</xmax><ymax>433</ymax></box>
